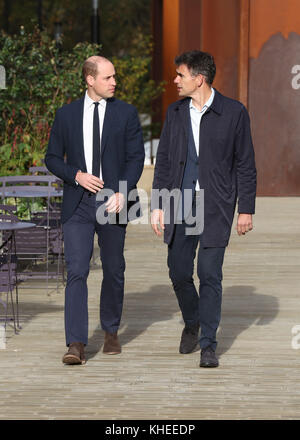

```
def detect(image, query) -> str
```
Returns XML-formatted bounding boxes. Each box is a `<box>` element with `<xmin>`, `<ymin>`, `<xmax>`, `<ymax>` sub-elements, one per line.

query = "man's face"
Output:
<box><xmin>88</xmin><ymin>61</ymin><xmax>116</xmax><ymax>99</ymax></box>
<box><xmin>174</xmin><ymin>64</ymin><xmax>200</xmax><ymax>97</ymax></box>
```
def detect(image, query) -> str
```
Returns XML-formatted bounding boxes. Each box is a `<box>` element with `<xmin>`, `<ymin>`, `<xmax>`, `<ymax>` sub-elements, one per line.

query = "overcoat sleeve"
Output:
<box><xmin>235</xmin><ymin>105</ymin><xmax>257</xmax><ymax>214</ymax></box>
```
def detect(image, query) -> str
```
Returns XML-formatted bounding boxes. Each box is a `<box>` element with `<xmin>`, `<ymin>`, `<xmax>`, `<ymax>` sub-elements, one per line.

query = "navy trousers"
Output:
<box><xmin>167</xmin><ymin>222</ymin><xmax>225</xmax><ymax>351</ymax></box>
<box><xmin>62</xmin><ymin>191</ymin><xmax>126</xmax><ymax>346</ymax></box>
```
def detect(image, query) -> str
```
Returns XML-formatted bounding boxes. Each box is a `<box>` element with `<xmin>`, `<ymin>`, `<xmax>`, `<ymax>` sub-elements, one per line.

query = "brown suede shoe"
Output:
<box><xmin>62</xmin><ymin>342</ymin><xmax>86</xmax><ymax>365</ymax></box>
<box><xmin>103</xmin><ymin>332</ymin><xmax>121</xmax><ymax>355</ymax></box>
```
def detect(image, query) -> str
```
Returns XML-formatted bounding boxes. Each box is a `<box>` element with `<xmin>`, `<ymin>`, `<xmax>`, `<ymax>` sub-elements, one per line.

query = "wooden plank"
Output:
<box><xmin>0</xmin><ymin>197</ymin><xmax>300</xmax><ymax>419</ymax></box>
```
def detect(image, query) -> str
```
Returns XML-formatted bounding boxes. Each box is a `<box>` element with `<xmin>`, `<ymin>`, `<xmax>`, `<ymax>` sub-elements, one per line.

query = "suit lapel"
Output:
<box><xmin>101</xmin><ymin>98</ymin><xmax>119</xmax><ymax>158</ymax></box>
<box><xmin>74</xmin><ymin>97</ymin><xmax>87</xmax><ymax>172</ymax></box>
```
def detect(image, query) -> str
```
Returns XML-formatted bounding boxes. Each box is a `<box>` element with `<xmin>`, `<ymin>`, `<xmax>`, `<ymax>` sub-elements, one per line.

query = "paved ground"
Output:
<box><xmin>0</xmin><ymin>197</ymin><xmax>300</xmax><ymax>420</ymax></box>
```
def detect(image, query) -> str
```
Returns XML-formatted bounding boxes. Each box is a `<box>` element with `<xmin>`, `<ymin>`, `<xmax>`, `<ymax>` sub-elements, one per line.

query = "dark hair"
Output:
<box><xmin>174</xmin><ymin>50</ymin><xmax>216</xmax><ymax>85</ymax></box>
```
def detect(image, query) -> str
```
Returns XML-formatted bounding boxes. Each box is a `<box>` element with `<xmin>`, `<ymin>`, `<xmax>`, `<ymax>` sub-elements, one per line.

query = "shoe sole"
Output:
<box><xmin>179</xmin><ymin>344</ymin><xmax>200</xmax><ymax>354</ymax></box>
<box><xmin>200</xmin><ymin>362</ymin><xmax>219</xmax><ymax>368</ymax></box>
<box><xmin>103</xmin><ymin>350</ymin><xmax>121</xmax><ymax>355</ymax></box>
<box><xmin>62</xmin><ymin>354</ymin><xmax>86</xmax><ymax>365</ymax></box>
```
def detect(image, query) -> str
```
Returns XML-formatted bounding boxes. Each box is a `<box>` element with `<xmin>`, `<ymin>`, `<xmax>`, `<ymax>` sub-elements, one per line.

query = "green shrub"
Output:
<box><xmin>0</xmin><ymin>26</ymin><xmax>164</xmax><ymax>176</ymax></box>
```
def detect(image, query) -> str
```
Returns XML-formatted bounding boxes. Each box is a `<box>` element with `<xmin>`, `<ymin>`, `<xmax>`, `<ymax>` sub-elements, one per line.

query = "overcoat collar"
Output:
<box><xmin>174</xmin><ymin>97</ymin><xmax>190</xmax><ymax>140</ymax></box>
<box><xmin>209</xmin><ymin>89</ymin><xmax>223</xmax><ymax>115</ymax></box>
<box><xmin>174</xmin><ymin>87</ymin><xmax>223</xmax><ymax>117</ymax></box>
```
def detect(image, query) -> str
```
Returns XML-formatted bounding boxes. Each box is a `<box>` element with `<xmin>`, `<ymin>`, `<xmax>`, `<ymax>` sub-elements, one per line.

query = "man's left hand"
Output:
<box><xmin>105</xmin><ymin>192</ymin><xmax>125</xmax><ymax>214</ymax></box>
<box><xmin>236</xmin><ymin>214</ymin><xmax>253</xmax><ymax>236</ymax></box>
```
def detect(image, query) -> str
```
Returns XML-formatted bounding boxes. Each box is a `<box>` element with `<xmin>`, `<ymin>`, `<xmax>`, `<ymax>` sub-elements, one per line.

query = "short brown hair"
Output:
<box><xmin>82</xmin><ymin>59</ymin><xmax>98</xmax><ymax>82</ymax></box>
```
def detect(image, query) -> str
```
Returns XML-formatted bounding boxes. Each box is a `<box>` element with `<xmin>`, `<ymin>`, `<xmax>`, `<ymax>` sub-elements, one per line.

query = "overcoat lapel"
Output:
<box><xmin>178</xmin><ymin>98</ymin><xmax>190</xmax><ymax>139</ymax></box>
<box><xmin>176</xmin><ymin>98</ymin><xmax>190</xmax><ymax>157</ymax></box>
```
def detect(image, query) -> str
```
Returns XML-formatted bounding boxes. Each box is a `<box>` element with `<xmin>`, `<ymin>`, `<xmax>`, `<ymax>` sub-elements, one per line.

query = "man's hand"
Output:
<box><xmin>151</xmin><ymin>209</ymin><xmax>165</xmax><ymax>236</ymax></box>
<box><xmin>105</xmin><ymin>192</ymin><xmax>125</xmax><ymax>214</ymax></box>
<box><xmin>75</xmin><ymin>171</ymin><xmax>104</xmax><ymax>193</ymax></box>
<box><xmin>236</xmin><ymin>213</ymin><xmax>253</xmax><ymax>236</ymax></box>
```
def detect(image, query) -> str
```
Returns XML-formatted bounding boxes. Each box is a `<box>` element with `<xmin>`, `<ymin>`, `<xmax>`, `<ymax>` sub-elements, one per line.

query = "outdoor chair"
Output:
<box><xmin>0</xmin><ymin>255</ymin><xmax>18</xmax><ymax>334</ymax></box>
<box><xmin>29</xmin><ymin>166</ymin><xmax>51</xmax><ymax>175</ymax></box>
<box><xmin>30</xmin><ymin>201</ymin><xmax>65</xmax><ymax>288</ymax></box>
<box><xmin>0</xmin><ymin>204</ymin><xmax>20</xmax><ymax>332</ymax></box>
<box><xmin>0</xmin><ymin>176</ymin><xmax>64</xmax><ymax>293</ymax></box>
<box><xmin>14</xmin><ymin>209</ymin><xmax>64</xmax><ymax>293</ymax></box>
<box><xmin>0</xmin><ymin>175</ymin><xmax>63</xmax><ymax>212</ymax></box>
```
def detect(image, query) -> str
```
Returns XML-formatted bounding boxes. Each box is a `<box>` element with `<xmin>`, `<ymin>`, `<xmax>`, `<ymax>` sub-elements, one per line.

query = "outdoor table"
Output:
<box><xmin>0</xmin><ymin>221</ymin><xmax>36</xmax><ymax>231</ymax></box>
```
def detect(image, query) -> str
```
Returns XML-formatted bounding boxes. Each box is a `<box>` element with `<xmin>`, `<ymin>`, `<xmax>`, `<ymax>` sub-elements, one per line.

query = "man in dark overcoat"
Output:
<box><xmin>151</xmin><ymin>50</ymin><xmax>256</xmax><ymax>368</ymax></box>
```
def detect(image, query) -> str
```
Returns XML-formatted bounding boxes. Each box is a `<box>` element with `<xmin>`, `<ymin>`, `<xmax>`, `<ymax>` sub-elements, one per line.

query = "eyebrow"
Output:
<box><xmin>176</xmin><ymin>70</ymin><xmax>184</xmax><ymax>77</ymax></box>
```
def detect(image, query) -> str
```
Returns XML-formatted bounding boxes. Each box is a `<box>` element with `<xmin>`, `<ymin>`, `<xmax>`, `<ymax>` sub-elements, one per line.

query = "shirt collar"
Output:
<box><xmin>84</xmin><ymin>90</ymin><xmax>107</xmax><ymax>109</ymax></box>
<box><xmin>190</xmin><ymin>87</ymin><xmax>215</xmax><ymax>113</ymax></box>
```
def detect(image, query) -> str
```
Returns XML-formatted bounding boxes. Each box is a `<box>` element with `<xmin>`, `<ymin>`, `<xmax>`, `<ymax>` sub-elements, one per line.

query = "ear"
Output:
<box><xmin>197</xmin><ymin>74</ymin><xmax>205</xmax><ymax>87</ymax></box>
<box><xmin>86</xmin><ymin>74</ymin><xmax>95</xmax><ymax>87</ymax></box>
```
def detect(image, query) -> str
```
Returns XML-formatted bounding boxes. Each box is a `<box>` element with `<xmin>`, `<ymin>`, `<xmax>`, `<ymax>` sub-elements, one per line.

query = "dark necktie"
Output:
<box><xmin>92</xmin><ymin>102</ymin><xmax>100</xmax><ymax>177</ymax></box>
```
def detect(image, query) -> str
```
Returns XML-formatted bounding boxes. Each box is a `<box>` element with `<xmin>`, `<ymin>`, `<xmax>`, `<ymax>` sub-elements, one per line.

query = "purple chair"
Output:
<box><xmin>29</xmin><ymin>166</ymin><xmax>51</xmax><ymax>175</ymax></box>
<box><xmin>0</xmin><ymin>176</ymin><xmax>64</xmax><ymax>293</ymax></box>
<box><xmin>0</xmin><ymin>205</ymin><xmax>19</xmax><ymax>333</ymax></box>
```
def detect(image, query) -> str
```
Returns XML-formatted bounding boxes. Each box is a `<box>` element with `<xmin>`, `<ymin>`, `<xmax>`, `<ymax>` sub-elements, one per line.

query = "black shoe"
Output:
<box><xmin>179</xmin><ymin>323</ymin><xmax>200</xmax><ymax>354</ymax></box>
<box><xmin>200</xmin><ymin>346</ymin><xmax>219</xmax><ymax>368</ymax></box>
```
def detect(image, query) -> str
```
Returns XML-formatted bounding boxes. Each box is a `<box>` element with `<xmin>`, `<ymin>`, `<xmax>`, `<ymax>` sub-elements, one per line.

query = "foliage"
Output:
<box><xmin>112</xmin><ymin>33</ymin><xmax>165</xmax><ymax>138</ymax></box>
<box><xmin>0</xmin><ymin>0</ymin><xmax>152</xmax><ymax>56</ymax></box>
<box><xmin>0</xmin><ymin>25</ymin><xmax>164</xmax><ymax>176</ymax></box>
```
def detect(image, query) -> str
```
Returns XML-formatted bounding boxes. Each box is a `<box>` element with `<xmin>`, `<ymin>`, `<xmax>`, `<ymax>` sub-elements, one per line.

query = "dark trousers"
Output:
<box><xmin>167</xmin><ymin>222</ymin><xmax>225</xmax><ymax>350</ymax></box>
<box><xmin>62</xmin><ymin>192</ymin><xmax>126</xmax><ymax>346</ymax></box>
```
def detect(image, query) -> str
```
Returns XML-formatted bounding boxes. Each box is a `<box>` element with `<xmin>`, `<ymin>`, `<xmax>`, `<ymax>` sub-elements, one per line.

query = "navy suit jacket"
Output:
<box><xmin>152</xmin><ymin>89</ymin><xmax>257</xmax><ymax>247</ymax></box>
<box><xmin>45</xmin><ymin>96</ymin><xmax>145</xmax><ymax>224</ymax></box>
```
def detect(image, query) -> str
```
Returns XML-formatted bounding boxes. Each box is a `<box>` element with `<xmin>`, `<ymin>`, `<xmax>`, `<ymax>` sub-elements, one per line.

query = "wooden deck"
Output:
<box><xmin>0</xmin><ymin>197</ymin><xmax>300</xmax><ymax>420</ymax></box>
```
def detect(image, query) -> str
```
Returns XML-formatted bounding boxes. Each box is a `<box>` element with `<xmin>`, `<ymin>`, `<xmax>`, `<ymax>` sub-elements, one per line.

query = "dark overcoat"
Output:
<box><xmin>152</xmin><ymin>89</ymin><xmax>257</xmax><ymax>247</ymax></box>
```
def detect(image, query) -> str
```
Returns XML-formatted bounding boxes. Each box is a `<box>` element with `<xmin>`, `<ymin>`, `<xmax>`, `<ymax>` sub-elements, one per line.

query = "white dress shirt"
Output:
<box><xmin>83</xmin><ymin>91</ymin><xmax>107</xmax><ymax>179</ymax></box>
<box><xmin>189</xmin><ymin>88</ymin><xmax>215</xmax><ymax>190</ymax></box>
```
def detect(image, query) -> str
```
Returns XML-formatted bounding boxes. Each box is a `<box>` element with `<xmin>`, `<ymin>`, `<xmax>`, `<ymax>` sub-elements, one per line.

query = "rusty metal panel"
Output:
<box><xmin>179</xmin><ymin>0</ymin><xmax>202</xmax><ymax>53</ymax></box>
<box><xmin>201</xmin><ymin>0</ymin><xmax>240</xmax><ymax>100</ymax></box>
<box><xmin>157</xmin><ymin>0</ymin><xmax>300</xmax><ymax>195</ymax></box>
<box><xmin>161</xmin><ymin>0</ymin><xmax>180</xmax><ymax>118</ymax></box>
<box><xmin>249</xmin><ymin>32</ymin><xmax>300</xmax><ymax>195</ymax></box>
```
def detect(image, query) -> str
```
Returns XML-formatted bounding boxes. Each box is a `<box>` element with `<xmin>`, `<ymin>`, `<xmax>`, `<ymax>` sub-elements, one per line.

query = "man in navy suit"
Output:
<box><xmin>151</xmin><ymin>51</ymin><xmax>256</xmax><ymax>368</ymax></box>
<box><xmin>45</xmin><ymin>56</ymin><xmax>145</xmax><ymax>364</ymax></box>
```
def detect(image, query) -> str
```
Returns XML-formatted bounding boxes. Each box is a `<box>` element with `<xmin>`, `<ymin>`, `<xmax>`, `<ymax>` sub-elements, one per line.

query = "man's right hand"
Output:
<box><xmin>75</xmin><ymin>170</ymin><xmax>104</xmax><ymax>193</ymax></box>
<box><xmin>151</xmin><ymin>209</ymin><xmax>165</xmax><ymax>236</ymax></box>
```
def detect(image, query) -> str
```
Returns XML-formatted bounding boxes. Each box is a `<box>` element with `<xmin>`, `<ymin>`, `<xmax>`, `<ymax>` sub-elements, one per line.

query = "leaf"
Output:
<box><xmin>0</xmin><ymin>24</ymin><xmax>164</xmax><ymax>178</ymax></box>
